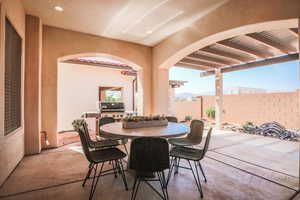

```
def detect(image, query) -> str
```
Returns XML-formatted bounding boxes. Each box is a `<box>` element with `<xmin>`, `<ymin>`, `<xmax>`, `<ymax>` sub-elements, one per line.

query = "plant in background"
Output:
<box><xmin>206</xmin><ymin>107</ymin><xmax>215</xmax><ymax>119</ymax></box>
<box><xmin>184</xmin><ymin>115</ymin><xmax>192</xmax><ymax>121</ymax></box>
<box><xmin>242</xmin><ymin>121</ymin><xmax>255</xmax><ymax>131</ymax></box>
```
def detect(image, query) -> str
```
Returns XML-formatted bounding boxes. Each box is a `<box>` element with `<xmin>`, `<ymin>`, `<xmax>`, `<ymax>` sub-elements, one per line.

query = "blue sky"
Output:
<box><xmin>169</xmin><ymin>60</ymin><xmax>299</xmax><ymax>94</ymax></box>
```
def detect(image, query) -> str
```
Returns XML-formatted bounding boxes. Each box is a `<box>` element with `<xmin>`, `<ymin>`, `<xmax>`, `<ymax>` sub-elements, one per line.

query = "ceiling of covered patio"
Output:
<box><xmin>174</xmin><ymin>28</ymin><xmax>299</xmax><ymax>76</ymax></box>
<box><xmin>22</xmin><ymin>0</ymin><xmax>227</xmax><ymax>46</ymax></box>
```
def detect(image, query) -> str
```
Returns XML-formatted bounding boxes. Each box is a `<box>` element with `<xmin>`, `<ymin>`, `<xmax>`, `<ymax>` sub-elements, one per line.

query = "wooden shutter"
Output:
<box><xmin>4</xmin><ymin>18</ymin><xmax>22</xmax><ymax>135</ymax></box>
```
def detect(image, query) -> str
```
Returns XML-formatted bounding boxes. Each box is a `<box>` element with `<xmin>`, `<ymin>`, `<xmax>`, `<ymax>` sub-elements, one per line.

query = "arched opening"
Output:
<box><xmin>56</xmin><ymin>53</ymin><xmax>144</xmax><ymax>145</ymax></box>
<box><xmin>162</xmin><ymin>19</ymin><xmax>299</xmax><ymax>191</ymax></box>
<box><xmin>153</xmin><ymin>19</ymin><xmax>299</xmax><ymax>115</ymax></box>
<box><xmin>160</xmin><ymin>19</ymin><xmax>298</xmax><ymax>70</ymax></box>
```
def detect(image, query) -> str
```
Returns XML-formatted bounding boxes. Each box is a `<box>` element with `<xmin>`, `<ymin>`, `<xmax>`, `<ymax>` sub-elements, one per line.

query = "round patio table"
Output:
<box><xmin>100</xmin><ymin>122</ymin><xmax>190</xmax><ymax>139</ymax></box>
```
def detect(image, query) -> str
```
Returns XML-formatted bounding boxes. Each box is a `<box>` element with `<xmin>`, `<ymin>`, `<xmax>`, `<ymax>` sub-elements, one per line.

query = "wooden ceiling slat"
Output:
<box><xmin>217</xmin><ymin>40</ymin><xmax>271</xmax><ymax>58</ymax></box>
<box><xmin>201</xmin><ymin>47</ymin><xmax>251</xmax><ymax>62</ymax></box>
<box><xmin>62</xmin><ymin>59</ymin><xmax>134</xmax><ymax>70</ymax></box>
<box><xmin>200</xmin><ymin>53</ymin><xmax>299</xmax><ymax>77</ymax></box>
<box><xmin>180</xmin><ymin>58</ymin><xmax>221</xmax><ymax>68</ymax></box>
<box><xmin>175</xmin><ymin>62</ymin><xmax>212</xmax><ymax>71</ymax></box>
<box><xmin>245</xmin><ymin>32</ymin><xmax>295</xmax><ymax>54</ymax></box>
<box><xmin>187</xmin><ymin>53</ymin><xmax>235</xmax><ymax>66</ymax></box>
<box><xmin>178</xmin><ymin>28</ymin><xmax>299</xmax><ymax>73</ymax></box>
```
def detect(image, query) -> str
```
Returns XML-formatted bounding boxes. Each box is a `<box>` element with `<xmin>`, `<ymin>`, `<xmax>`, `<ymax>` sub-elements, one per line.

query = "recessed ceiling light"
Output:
<box><xmin>146</xmin><ymin>30</ymin><xmax>153</xmax><ymax>35</ymax></box>
<box><xmin>54</xmin><ymin>6</ymin><xmax>64</xmax><ymax>12</ymax></box>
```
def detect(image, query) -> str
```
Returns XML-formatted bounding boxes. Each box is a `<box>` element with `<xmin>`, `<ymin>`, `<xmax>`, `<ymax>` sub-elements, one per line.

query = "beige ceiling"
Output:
<box><xmin>22</xmin><ymin>0</ymin><xmax>227</xmax><ymax>46</ymax></box>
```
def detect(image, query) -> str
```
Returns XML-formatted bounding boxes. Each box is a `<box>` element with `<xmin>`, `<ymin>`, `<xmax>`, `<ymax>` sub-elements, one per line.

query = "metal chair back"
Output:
<box><xmin>73</xmin><ymin>120</ymin><xmax>93</xmax><ymax>163</ymax></box>
<box><xmin>187</xmin><ymin>120</ymin><xmax>204</xmax><ymax>144</ymax></box>
<box><xmin>99</xmin><ymin>117</ymin><xmax>115</xmax><ymax>136</ymax></box>
<box><xmin>200</xmin><ymin>128</ymin><xmax>212</xmax><ymax>160</ymax></box>
<box><xmin>129</xmin><ymin>137</ymin><xmax>169</xmax><ymax>173</ymax></box>
<box><xmin>99</xmin><ymin>117</ymin><xmax>115</xmax><ymax>126</ymax></box>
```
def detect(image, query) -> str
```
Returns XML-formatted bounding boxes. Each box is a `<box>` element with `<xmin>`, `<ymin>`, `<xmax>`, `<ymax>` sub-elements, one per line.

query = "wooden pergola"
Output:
<box><xmin>175</xmin><ymin>28</ymin><xmax>299</xmax><ymax>129</ymax></box>
<box><xmin>62</xmin><ymin>57</ymin><xmax>137</xmax><ymax>76</ymax></box>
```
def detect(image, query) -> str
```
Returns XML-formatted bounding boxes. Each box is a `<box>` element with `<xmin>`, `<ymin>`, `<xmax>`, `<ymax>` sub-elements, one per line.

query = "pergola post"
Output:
<box><xmin>215</xmin><ymin>68</ymin><xmax>223</xmax><ymax>130</ymax></box>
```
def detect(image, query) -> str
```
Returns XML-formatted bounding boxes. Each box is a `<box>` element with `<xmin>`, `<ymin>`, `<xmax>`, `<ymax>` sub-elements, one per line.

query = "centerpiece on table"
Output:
<box><xmin>122</xmin><ymin>115</ymin><xmax>168</xmax><ymax>129</ymax></box>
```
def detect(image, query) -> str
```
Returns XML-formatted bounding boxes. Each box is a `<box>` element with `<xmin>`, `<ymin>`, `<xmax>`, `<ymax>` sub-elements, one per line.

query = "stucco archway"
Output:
<box><xmin>42</xmin><ymin>26</ymin><xmax>152</xmax><ymax>148</ymax></box>
<box><xmin>56</xmin><ymin>53</ymin><xmax>144</xmax><ymax>134</ymax></box>
<box><xmin>159</xmin><ymin>19</ymin><xmax>298</xmax><ymax>70</ymax></box>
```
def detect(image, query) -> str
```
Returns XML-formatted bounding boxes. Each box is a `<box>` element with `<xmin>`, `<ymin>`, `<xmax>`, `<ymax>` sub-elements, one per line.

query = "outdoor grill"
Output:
<box><xmin>98</xmin><ymin>102</ymin><xmax>125</xmax><ymax>119</ymax></box>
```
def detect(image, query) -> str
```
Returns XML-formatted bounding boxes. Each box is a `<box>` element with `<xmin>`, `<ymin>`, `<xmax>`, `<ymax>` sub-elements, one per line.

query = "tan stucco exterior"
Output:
<box><xmin>0</xmin><ymin>0</ymin><xmax>25</xmax><ymax>186</ymax></box>
<box><xmin>175</xmin><ymin>90</ymin><xmax>300</xmax><ymax>129</ymax></box>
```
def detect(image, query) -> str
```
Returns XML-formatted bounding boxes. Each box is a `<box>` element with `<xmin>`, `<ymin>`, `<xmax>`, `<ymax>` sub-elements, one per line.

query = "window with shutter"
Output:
<box><xmin>4</xmin><ymin>18</ymin><xmax>22</xmax><ymax>135</ymax></box>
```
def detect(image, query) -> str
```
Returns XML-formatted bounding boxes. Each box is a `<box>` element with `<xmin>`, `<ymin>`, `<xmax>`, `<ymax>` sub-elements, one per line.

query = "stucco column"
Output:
<box><xmin>24</xmin><ymin>15</ymin><xmax>42</xmax><ymax>155</ymax></box>
<box><xmin>215</xmin><ymin>68</ymin><xmax>223</xmax><ymax>130</ymax></box>
<box><xmin>152</xmin><ymin>67</ymin><xmax>169</xmax><ymax>115</ymax></box>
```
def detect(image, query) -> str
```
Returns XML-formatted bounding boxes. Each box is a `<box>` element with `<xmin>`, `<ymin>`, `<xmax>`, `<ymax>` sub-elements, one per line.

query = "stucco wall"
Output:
<box><xmin>58</xmin><ymin>63</ymin><xmax>135</xmax><ymax>132</ymax></box>
<box><xmin>175</xmin><ymin>101</ymin><xmax>202</xmax><ymax>122</ymax></box>
<box><xmin>0</xmin><ymin>0</ymin><xmax>25</xmax><ymax>186</ymax></box>
<box><xmin>42</xmin><ymin>26</ymin><xmax>152</xmax><ymax>147</ymax></box>
<box><xmin>175</xmin><ymin>91</ymin><xmax>300</xmax><ymax>128</ymax></box>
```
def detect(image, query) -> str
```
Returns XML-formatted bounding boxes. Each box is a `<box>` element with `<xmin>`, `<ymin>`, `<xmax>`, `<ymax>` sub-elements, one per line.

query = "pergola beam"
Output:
<box><xmin>62</xmin><ymin>59</ymin><xmax>133</xmax><ymax>70</ymax></box>
<box><xmin>246</xmin><ymin>33</ymin><xmax>295</xmax><ymax>54</ymax></box>
<box><xmin>217</xmin><ymin>40</ymin><xmax>272</xmax><ymax>58</ymax></box>
<box><xmin>180</xmin><ymin>58</ymin><xmax>221</xmax><ymax>68</ymax></box>
<box><xmin>187</xmin><ymin>53</ymin><xmax>235</xmax><ymax>66</ymax></box>
<box><xmin>201</xmin><ymin>47</ymin><xmax>251</xmax><ymax>63</ymax></box>
<box><xmin>174</xmin><ymin>62</ymin><xmax>212</xmax><ymax>71</ymax></box>
<box><xmin>200</xmin><ymin>53</ymin><xmax>299</xmax><ymax>77</ymax></box>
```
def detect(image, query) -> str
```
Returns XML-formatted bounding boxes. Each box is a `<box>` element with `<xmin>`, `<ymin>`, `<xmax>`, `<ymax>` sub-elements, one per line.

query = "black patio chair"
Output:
<box><xmin>99</xmin><ymin>117</ymin><xmax>129</xmax><ymax>154</ymax></box>
<box><xmin>168</xmin><ymin>120</ymin><xmax>204</xmax><ymax>174</ymax></box>
<box><xmin>81</xmin><ymin>120</ymin><xmax>119</xmax><ymax>149</ymax></box>
<box><xmin>129</xmin><ymin>137</ymin><xmax>170</xmax><ymax>200</ymax></box>
<box><xmin>166</xmin><ymin>116</ymin><xmax>178</xmax><ymax>123</ymax></box>
<box><xmin>73</xmin><ymin>120</ymin><xmax>128</xmax><ymax>200</ymax></box>
<box><xmin>168</xmin><ymin>120</ymin><xmax>204</xmax><ymax>147</ymax></box>
<box><xmin>168</xmin><ymin>127</ymin><xmax>212</xmax><ymax>198</ymax></box>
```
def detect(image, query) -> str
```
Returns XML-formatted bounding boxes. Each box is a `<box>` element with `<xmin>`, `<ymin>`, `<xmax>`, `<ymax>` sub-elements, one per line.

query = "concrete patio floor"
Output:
<box><xmin>0</xmin><ymin>130</ymin><xmax>298</xmax><ymax>200</ymax></box>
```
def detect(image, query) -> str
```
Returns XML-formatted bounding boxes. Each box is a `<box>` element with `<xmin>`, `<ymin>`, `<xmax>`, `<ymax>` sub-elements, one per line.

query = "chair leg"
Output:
<box><xmin>174</xmin><ymin>158</ymin><xmax>178</xmax><ymax>174</ymax></box>
<box><xmin>131</xmin><ymin>176</ymin><xmax>138</xmax><ymax>200</ymax></box>
<box><xmin>157</xmin><ymin>171</ymin><xmax>169</xmax><ymax>200</ymax></box>
<box><xmin>198</xmin><ymin>161</ymin><xmax>207</xmax><ymax>182</ymax></box>
<box><xmin>167</xmin><ymin>157</ymin><xmax>175</xmax><ymax>186</ymax></box>
<box><xmin>88</xmin><ymin>164</ymin><xmax>98</xmax><ymax>200</ymax></box>
<box><xmin>118</xmin><ymin>159</ymin><xmax>128</xmax><ymax>190</ymax></box>
<box><xmin>82</xmin><ymin>163</ymin><xmax>94</xmax><ymax>187</ymax></box>
<box><xmin>175</xmin><ymin>158</ymin><xmax>181</xmax><ymax>174</ymax></box>
<box><xmin>112</xmin><ymin>161</ymin><xmax>118</xmax><ymax>178</ymax></box>
<box><xmin>131</xmin><ymin>177</ymin><xmax>141</xmax><ymax>200</ymax></box>
<box><xmin>162</xmin><ymin>171</ymin><xmax>169</xmax><ymax>200</ymax></box>
<box><xmin>187</xmin><ymin>160</ymin><xmax>203</xmax><ymax>198</ymax></box>
<box><xmin>89</xmin><ymin>162</ymin><xmax>104</xmax><ymax>200</ymax></box>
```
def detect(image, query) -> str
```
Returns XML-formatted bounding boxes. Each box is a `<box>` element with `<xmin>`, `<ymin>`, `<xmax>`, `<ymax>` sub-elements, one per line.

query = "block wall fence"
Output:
<box><xmin>175</xmin><ymin>90</ymin><xmax>300</xmax><ymax>128</ymax></box>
